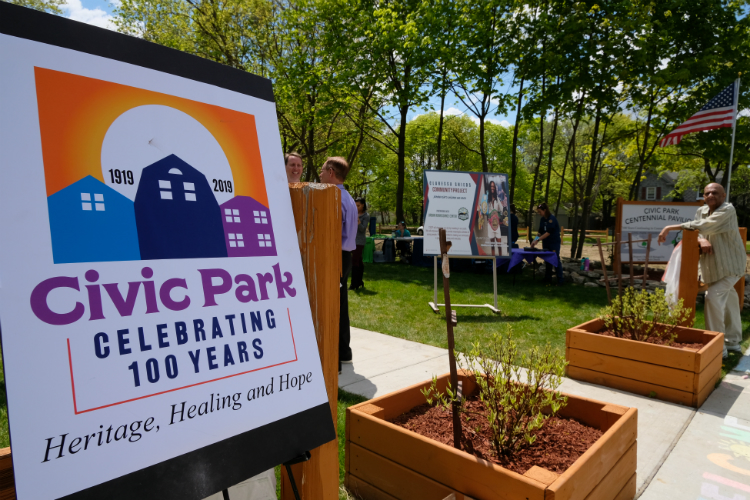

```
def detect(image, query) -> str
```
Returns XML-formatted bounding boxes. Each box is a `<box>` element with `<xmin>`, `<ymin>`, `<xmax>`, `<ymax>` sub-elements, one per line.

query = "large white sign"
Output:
<box><xmin>619</xmin><ymin>202</ymin><xmax>702</xmax><ymax>262</ymax></box>
<box><xmin>0</xmin><ymin>8</ymin><xmax>332</xmax><ymax>499</ymax></box>
<box><xmin>423</xmin><ymin>171</ymin><xmax>511</xmax><ymax>257</ymax></box>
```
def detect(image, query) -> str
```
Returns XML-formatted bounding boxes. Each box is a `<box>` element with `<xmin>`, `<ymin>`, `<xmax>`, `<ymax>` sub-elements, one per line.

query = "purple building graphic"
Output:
<box><xmin>220</xmin><ymin>196</ymin><xmax>277</xmax><ymax>257</ymax></box>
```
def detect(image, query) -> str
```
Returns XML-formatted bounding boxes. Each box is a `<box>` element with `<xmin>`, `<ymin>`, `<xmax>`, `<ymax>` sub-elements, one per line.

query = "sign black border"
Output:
<box><xmin>0</xmin><ymin>4</ymin><xmax>335</xmax><ymax>499</ymax></box>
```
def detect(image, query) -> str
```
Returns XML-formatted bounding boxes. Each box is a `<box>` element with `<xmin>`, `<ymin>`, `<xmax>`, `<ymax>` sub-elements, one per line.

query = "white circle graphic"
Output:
<box><xmin>101</xmin><ymin>105</ymin><xmax>234</xmax><ymax>205</ymax></box>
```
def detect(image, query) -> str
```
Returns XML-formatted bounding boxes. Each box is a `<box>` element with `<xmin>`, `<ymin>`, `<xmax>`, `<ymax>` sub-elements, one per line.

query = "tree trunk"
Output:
<box><xmin>528</xmin><ymin>75</ymin><xmax>546</xmax><ymax>226</ymax></box>
<box><xmin>396</xmin><ymin>104</ymin><xmax>409</xmax><ymax>223</ymax></box>
<box><xmin>304</xmin><ymin>123</ymin><xmax>318</xmax><ymax>182</ymax></box>
<box><xmin>509</xmin><ymin>78</ymin><xmax>525</xmax><ymax>204</ymax></box>
<box><xmin>544</xmin><ymin>106</ymin><xmax>559</xmax><ymax>202</ymax></box>
<box><xmin>479</xmin><ymin>115</ymin><xmax>488</xmax><ymax>172</ymax></box>
<box><xmin>554</xmin><ymin>93</ymin><xmax>586</xmax><ymax>216</ymax></box>
<box><xmin>574</xmin><ymin>102</ymin><xmax>603</xmax><ymax>259</ymax></box>
<box><xmin>437</xmin><ymin>68</ymin><xmax>447</xmax><ymax>170</ymax></box>
<box><xmin>628</xmin><ymin>94</ymin><xmax>655</xmax><ymax>200</ymax></box>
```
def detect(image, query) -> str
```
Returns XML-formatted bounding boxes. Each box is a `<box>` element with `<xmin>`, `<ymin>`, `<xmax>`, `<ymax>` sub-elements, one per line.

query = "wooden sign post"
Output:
<box><xmin>438</xmin><ymin>229</ymin><xmax>462</xmax><ymax>449</ymax></box>
<box><xmin>281</xmin><ymin>184</ymin><xmax>341</xmax><ymax>499</ymax></box>
<box><xmin>677</xmin><ymin>227</ymin><xmax>747</xmax><ymax>325</ymax></box>
<box><xmin>677</xmin><ymin>230</ymin><xmax>701</xmax><ymax>325</ymax></box>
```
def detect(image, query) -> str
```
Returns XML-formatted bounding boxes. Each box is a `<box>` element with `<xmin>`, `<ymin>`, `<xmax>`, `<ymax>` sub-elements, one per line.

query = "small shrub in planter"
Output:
<box><xmin>422</xmin><ymin>326</ymin><xmax>568</xmax><ymax>459</ymax></box>
<box><xmin>567</xmin><ymin>288</ymin><xmax>723</xmax><ymax>407</ymax></box>
<box><xmin>599</xmin><ymin>287</ymin><xmax>692</xmax><ymax>345</ymax></box>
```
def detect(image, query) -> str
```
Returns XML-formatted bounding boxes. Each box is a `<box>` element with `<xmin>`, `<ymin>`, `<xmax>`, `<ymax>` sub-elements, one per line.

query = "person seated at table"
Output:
<box><xmin>509</xmin><ymin>203</ymin><xmax>520</xmax><ymax>248</ymax></box>
<box><xmin>530</xmin><ymin>202</ymin><xmax>564</xmax><ymax>285</ymax></box>
<box><xmin>394</xmin><ymin>221</ymin><xmax>412</xmax><ymax>262</ymax></box>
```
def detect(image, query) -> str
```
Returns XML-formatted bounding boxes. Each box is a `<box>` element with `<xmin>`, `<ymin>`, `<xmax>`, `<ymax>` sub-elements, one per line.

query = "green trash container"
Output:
<box><xmin>363</xmin><ymin>237</ymin><xmax>375</xmax><ymax>263</ymax></box>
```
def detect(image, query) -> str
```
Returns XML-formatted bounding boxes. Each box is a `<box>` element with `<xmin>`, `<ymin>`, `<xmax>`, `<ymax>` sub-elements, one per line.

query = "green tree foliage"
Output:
<box><xmin>4</xmin><ymin>0</ymin><xmax>64</xmax><ymax>15</ymax></box>
<box><xmin>321</xmin><ymin>0</ymin><xmax>437</xmax><ymax>222</ymax></box>
<box><xmin>109</xmin><ymin>0</ymin><xmax>749</xmax><ymax>233</ymax></box>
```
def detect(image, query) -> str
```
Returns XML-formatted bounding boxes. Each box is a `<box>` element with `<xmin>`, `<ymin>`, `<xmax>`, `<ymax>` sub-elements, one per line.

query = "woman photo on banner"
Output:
<box><xmin>475</xmin><ymin>175</ymin><xmax>507</xmax><ymax>256</ymax></box>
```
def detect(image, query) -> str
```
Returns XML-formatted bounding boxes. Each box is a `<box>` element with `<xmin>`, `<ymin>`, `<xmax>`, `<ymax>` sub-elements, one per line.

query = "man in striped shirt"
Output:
<box><xmin>659</xmin><ymin>183</ymin><xmax>747</xmax><ymax>358</ymax></box>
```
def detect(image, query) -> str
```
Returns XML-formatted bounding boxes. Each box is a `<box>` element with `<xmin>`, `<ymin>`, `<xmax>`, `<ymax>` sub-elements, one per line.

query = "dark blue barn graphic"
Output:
<box><xmin>48</xmin><ymin>176</ymin><xmax>140</xmax><ymax>264</ymax></box>
<box><xmin>134</xmin><ymin>155</ymin><xmax>227</xmax><ymax>260</ymax></box>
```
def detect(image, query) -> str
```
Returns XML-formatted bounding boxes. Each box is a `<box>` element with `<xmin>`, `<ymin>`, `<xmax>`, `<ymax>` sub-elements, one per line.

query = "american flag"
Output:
<box><xmin>659</xmin><ymin>81</ymin><xmax>737</xmax><ymax>147</ymax></box>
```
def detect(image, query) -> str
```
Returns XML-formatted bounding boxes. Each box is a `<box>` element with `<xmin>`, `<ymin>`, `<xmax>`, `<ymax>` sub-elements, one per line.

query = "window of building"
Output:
<box><xmin>646</xmin><ymin>187</ymin><xmax>657</xmax><ymax>200</ymax></box>
<box><xmin>184</xmin><ymin>182</ymin><xmax>196</xmax><ymax>201</ymax></box>
<box><xmin>168</xmin><ymin>168</ymin><xmax>182</xmax><ymax>175</ymax></box>
<box><xmin>228</xmin><ymin>233</ymin><xmax>245</xmax><ymax>248</ymax></box>
<box><xmin>81</xmin><ymin>193</ymin><xmax>105</xmax><ymax>211</ymax></box>
<box><xmin>258</xmin><ymin>234</ymin><xmax>272</xmax><ymax>248</ymax></box>
<box><xmin>254</xmin><ymin>210</ymin><xmax>268</xmax><ymax>224</ymax></box>
<box><xmin>159</xmin><ymin>180</ymin><xmax>172</xmax><ymax>200</ymax></box>
<box><xmin>94</xmin><ymin>193</ymin><xmax>105</xmax><ymax>211</ymax></box>
<box><xmin>225</xmin><ymin>208</ymin><xmax>241</xmax><ymax>222</ymax></box>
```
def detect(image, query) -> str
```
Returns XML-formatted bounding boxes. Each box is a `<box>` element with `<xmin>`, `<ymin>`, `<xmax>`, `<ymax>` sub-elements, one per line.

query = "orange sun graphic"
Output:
<box><xmin>34</xmin><ymin>67</ymin><xmax>268</xmax><ymax>207</ymax></box>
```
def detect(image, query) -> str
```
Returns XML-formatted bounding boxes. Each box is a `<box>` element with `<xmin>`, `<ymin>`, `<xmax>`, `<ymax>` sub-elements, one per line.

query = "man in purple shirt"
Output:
<box><xmin>319</xmin><ymin>157</ymin><xmax>358</xmax><ymax>369</ymax></box>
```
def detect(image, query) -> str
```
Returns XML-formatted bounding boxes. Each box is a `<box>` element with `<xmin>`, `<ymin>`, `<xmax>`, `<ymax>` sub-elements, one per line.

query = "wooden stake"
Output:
<box><xmin>439</xmin><ymin>228</ymin><xmax>462</xmax><ymax>450</ymax></box>
<box><xmin>627</xmin><ymin>233</ymin><xmax>634</xmax><ymax>289</ymax></box>
<box><xmin>642</xmin><ymin>234</ymin><xmax>651</xmax><ymax>289</ymax></box>
<box><xmin>615</xmin><ymin>233</ymin><xmax>623</xmax><ymax>299</ymax></box>
<box><xmin>596</xmin><ymin>238</ymin><xmax>612</xmax><ymax>305</ymax></box>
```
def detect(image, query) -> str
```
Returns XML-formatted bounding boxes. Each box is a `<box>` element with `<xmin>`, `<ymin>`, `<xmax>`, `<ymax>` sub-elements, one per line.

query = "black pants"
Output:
<box><xmin>544</xmin><ymin>245</ymin><xmax>564</xmax><ymax>284</ymax></box>
<box><xmin>350</xmin><ymin>245</ymin><xmax>364</xmax><ymax>288</ymax></box>
<box><xmin>340</xmin><ymin>251</ymin><xmax>352</xmax><ymax>362</ymax></box>
<box><xmin>396</xmin><ymin>240</ymin><xmax>411</xmax><ymax>260</ymax></box>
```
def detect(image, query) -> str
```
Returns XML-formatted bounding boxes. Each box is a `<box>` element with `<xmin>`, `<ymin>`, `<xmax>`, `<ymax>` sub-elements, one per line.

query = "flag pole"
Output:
<box><xmin>726</xmin><ymin>77</ymin><xmax>740</xmax><ymax>199</ymax></box>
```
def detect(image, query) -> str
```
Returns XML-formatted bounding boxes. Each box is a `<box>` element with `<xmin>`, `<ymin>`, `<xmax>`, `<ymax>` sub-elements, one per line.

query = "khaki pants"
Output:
<box><xmin>704</xmin><ymin>275</ymin><xmax>742</xmax><ymax>348</ymax></box>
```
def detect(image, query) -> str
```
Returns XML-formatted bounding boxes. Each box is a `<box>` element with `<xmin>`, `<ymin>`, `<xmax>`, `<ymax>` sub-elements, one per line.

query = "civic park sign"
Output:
<box><xmin>0</xmin><ymin>4</ymin><xmax>334</xmax><ymax>499</ymax></box>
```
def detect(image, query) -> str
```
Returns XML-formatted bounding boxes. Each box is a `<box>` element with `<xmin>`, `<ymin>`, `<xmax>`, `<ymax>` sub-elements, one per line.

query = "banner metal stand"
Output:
<box><xmin>428</xmin><ymin>255</ymin><xmax>501</xmax><ymax>315</ymax></box>
<box><xmin>221</xmin><ymin>451</ymin><xmax>310</xmax><ymax>500</ymax></box>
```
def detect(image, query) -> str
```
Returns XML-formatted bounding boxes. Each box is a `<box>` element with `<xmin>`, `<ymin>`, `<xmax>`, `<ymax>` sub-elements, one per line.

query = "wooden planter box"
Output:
<box><xmin>345</xmin><ymin>372</ymin><xmax>637</xmax><ymax>500</ymax></box>
<box><xmin>566</xmin><ymin>319</ymin><xmax>723</xmax><ymax>408</ymax></box>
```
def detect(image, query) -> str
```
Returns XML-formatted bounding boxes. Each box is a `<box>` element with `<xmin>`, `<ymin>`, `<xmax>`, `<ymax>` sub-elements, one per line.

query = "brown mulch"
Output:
<box><xmin>389</xmin><ymin>396</ymin><xmax>602</xmax><ymax>475</ymax></box>
<box><xmin>597</xmin><ymin>329</ymin><xmax>704</xmax><ymax>350</ymax></box>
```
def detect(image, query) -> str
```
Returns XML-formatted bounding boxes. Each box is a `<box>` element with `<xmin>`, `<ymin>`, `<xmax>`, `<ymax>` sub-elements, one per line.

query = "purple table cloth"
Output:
<box><xmin>507</xmin><ymin>249</ymin><xmax>559</xmax><ymax>270</ymax></box>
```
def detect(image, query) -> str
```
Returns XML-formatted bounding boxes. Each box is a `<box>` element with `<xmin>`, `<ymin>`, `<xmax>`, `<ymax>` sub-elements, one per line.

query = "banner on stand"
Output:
<box><xmin>422</xmin><ymin>170</ymin><xmax>511</xmax><ymax>257</ymax></box>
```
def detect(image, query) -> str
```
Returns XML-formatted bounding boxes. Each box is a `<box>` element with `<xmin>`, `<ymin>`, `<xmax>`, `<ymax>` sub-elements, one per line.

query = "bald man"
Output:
<box><xmin>659</xmin><ymin>183</ymin><xmax>747</xmax><ymax>358</ymax></box>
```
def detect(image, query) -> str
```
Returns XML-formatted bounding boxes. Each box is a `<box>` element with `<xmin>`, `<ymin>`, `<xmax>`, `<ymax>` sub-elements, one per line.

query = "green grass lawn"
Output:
<box><xmin>349</xmin><ymin>262</ymin><xmax>750</xmax><ymax>377</ymax></box>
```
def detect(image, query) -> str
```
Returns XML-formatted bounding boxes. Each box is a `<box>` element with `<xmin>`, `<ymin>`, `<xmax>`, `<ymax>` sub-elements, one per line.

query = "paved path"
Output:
<box><xmin>340</xmin><ymin>327</ymin><xmax>750</xmax><ymax>499</ymax></box>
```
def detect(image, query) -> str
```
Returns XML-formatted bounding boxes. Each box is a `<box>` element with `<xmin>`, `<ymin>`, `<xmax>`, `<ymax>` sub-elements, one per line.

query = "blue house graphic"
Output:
<box><xmin>134</xmin><ymin>155</ymin><xmax>227</xmax><ymax>260</ymax></box>
<box><xmin>47</xmin><ymin>175</ymin><xmax>141</xmax><ymax>264</ymax></box>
